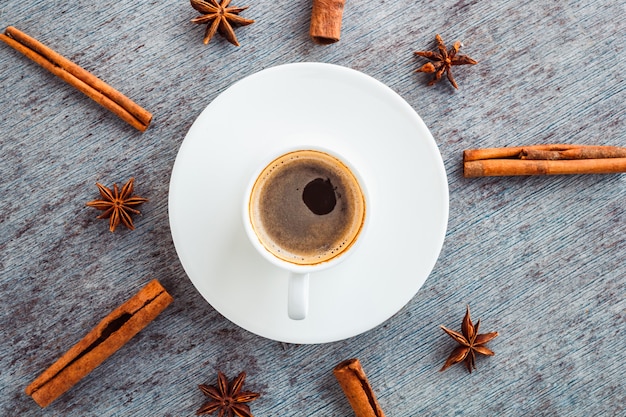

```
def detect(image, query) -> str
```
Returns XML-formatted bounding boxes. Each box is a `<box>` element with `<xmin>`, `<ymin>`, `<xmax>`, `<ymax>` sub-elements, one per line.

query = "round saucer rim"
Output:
<box><xmin>168</xmin><ymin>62</ymin><xmax>449</xmax><ymax>344</ymax></box>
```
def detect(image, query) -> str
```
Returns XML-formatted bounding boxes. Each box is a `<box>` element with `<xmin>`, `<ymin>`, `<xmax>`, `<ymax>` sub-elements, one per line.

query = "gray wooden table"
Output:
<box><xmin>1</xmin><ymin>0</ymin><xmax>624</xmax><ymax>415</ymax></box>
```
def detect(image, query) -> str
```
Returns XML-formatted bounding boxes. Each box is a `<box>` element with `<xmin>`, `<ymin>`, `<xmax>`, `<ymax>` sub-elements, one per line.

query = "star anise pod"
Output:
<box><xmin>439</xmin><ymin>305</ymin><xmax>498</xmax><ymax>373</ymax></box>
<box><xmin>197</xmin><ymin>371</ymin><xmax>260</xmax><ymax>417</ymax></box>
<box><xmin>190</xmin><ymin>0</ymin><xmax>254</xmax><ymax>46</ymax></box>
<box><xmin>85</xmin><ymin>178</ymin><xmax>148</xmax><ymax>232</ymax></box>
<box><xmin>414</xmin><ymin>34</ymin><xmax>477</xmax><ymax>89</ymax></box>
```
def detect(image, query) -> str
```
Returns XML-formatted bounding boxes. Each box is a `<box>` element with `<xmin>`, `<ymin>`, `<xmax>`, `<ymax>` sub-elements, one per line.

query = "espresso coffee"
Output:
<box><xmin>248</xmin><ymin>150</ymin><xmax>366</xmax><ymax>266</ymax></box>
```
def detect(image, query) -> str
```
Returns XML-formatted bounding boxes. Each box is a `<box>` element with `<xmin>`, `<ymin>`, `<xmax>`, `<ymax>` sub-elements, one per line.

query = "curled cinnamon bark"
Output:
<box><xmin>0</xmin><ymin>26</ymin><xmax>152</xmax><ymax>131</ymax></box>
<box><xmin>463</xmin><ymin>144</ymin><xmax>626</xmax><ymax>177</ymax></box>
<box><xmin>520</xmin><ymin>146</ymin><xmax>626</xmax><ymax>160</ymax></box>
<box><xmin>333</xmin><ymin>358</ymin><xmax>385</xmax><ymax>417</ymax></box>
<box><xmin>310</xmin><ymin>0</ymin><xmax>345</xmax><ymax>44</ymax></box>
<box><xmin>25</xmin><ymin>279</ymin><xmax>173</xmax><ymax>407</ymax></box>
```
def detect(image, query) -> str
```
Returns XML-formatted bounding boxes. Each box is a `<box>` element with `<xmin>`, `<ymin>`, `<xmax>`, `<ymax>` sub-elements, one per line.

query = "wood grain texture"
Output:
<box><xmin>0</xmin><ymin>0</ymin><xmax>624</xmax><ymax>415</ymax></box>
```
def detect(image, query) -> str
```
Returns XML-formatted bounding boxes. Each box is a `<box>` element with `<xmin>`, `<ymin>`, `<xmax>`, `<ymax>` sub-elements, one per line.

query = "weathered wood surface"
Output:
<box><xmin>1</xmin><ymin>0</ymin><xmax>624</xmax><ymax>415</ymax></box>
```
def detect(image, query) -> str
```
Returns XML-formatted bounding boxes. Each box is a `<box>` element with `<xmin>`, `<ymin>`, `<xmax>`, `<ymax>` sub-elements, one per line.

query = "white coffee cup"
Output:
<box><xmin>243</xmin><ymin>147</ymin><xmax>368</xmax><ymax>320</ymax></box>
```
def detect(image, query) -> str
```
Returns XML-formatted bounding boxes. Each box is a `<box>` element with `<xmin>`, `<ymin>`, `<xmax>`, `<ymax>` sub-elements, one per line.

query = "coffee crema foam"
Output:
<box><xmin>249</xmin><ymin>150</ymin><xmax>366</xmax><ymax>266</ymax></box>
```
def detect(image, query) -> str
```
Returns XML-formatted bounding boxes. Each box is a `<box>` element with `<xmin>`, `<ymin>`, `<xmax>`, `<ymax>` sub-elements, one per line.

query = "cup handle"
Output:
<box><xmin>288</xmin><ymin>272</ymin><xmax>309</xmax><ymax>320</ymax></box>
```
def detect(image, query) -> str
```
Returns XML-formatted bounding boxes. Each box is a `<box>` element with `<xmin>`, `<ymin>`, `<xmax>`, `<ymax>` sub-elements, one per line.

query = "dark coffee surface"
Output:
<box><xmin>302</xmin><ymin>178</ymin><xmax>336</xmax><ymax>215</ymax></box>
<box><xmin>250</xmin><ymin>150</ymin><xmax>365</xmax><ymax>265</ymax></box>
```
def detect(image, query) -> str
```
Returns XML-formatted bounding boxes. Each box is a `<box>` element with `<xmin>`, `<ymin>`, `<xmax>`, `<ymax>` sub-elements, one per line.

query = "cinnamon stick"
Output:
<box><xmin>520</xmin><ymin>146</ymin><xmax>626</xmax><ymax>160</ymax></box>
<box><xmin>25</xmin><ymin>279</ymin><xmax>173</xmax><ymax>407</ymax></box>
<box><xmin>463</xmin><ymin>144</ymin><xmax>610</xmax><ymax>162</ymax></box>
<box><xmin>463</xmin><ymin>144</ymin><xmax>626</xmax><ymax>177</ymax></box>
<box><xmin>0</xmin><ymin>26</ymin><xmax>152</xmax><ymax>131</ymax></box>
<box><xmin>333</xmin><ymin>358</ymin><xmax>385</xmax><ymax>417</ymax></box>
<box><xmin>310</xmin><ymin>0</ymin><xmax>346</xmax><ymax>44</ymax></box>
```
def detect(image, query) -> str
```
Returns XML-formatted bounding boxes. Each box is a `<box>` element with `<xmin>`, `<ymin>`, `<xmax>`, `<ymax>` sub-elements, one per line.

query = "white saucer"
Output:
<box><xmin>168</xmin><ymin>63</ymin><xmax>448</xmax><ymax>344</ymax></box>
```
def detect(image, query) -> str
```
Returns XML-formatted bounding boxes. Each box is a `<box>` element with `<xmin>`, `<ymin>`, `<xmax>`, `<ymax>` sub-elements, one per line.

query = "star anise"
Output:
<box><xmin>440</xmin><ymin>305</ymin><xmax>498</xmax><ymax>373</ymax></box>
<box><xmin>414</xmin><ymin>34</ymin><xmax>477</xmax><ymax>89</ymax></box>
<box><xmin>190</xmin><ymin>0</ymin><xmax>254</xmax><ymax>46</ymax></box>
<box><xmin>197</xmin><ymin>371</ymin><xmax>260</xmax><ymax>417</ymax></box>
<box><xmin>85</xmin><ymin>178</ymin><xmax>148</xmax><ymax>232</ymax></box>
